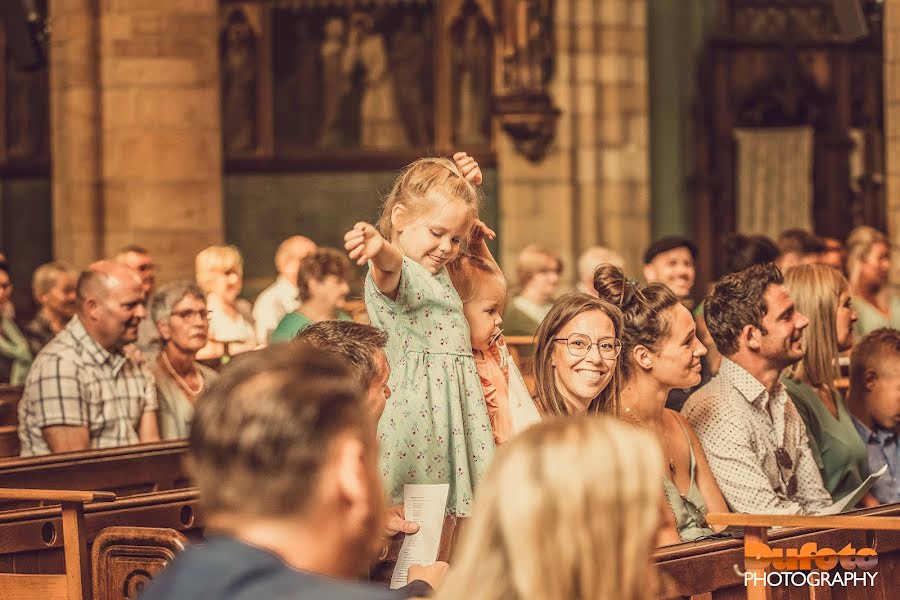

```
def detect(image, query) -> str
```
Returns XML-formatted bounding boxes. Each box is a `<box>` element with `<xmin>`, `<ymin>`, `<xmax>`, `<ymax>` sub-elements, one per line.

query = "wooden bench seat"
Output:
<box><xmin>0</xmin><ymin>441</ymin><xmax>191</xmax><ymax>511</ymax></box>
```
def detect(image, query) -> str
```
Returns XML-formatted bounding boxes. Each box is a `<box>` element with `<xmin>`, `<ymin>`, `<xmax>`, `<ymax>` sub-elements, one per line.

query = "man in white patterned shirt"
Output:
<box><xmin>683</xmin><ymin>263</ymin><xmax>833</xmax><ymax>514</ymax></box>
<box><xmin>18</xmin><ymin>261</ymin><xmax>160</xmax><ymax>456</ymax></box>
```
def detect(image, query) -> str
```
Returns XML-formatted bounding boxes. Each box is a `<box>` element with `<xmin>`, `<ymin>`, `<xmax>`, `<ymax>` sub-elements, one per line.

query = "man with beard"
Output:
<box><xmin>683</xmin><ymin>263</ymin><xmax>833</xmax><ymax>514</ymax></box>
<box><xmin>24</xmin><ymin>261</ymin><xmax>78</xmax><ymax>356</ymax></box>
<box><xmin>140</xmin><ymin>343</ymin><xmax>444</xmax><ymax>599</ymax></box>
<box><xmin>17</xmin><ymin>261</ymin><xmax>160</xmax><ymax>456</ymax></box>
<box><xmin>643</xmin><ymin>236</ymin><xmax>697</xmax><ymax>308</ymax></box>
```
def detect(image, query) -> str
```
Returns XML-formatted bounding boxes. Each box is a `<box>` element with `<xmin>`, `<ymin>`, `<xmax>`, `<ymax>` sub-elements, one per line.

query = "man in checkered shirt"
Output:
<box><xmin>18</xmin><ymin>260</ymin><xmax>160</xmax><ymax>456</ymax></box>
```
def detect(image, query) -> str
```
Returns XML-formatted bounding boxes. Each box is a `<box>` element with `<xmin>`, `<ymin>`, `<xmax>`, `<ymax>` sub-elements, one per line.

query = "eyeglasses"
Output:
<box><xmin>775</xmin><ymin>447</ymin><xmax>798</xmax><ymax>497</ymax></box>
<box><xmin>170</xmin><ymin>309</ymin><xmax>211</xmax><ymax>322</ymax></box>
<box><xmin>552</xmin><ymin>333</ymin><xmax>622</xmax><ymax>359</ymax></box>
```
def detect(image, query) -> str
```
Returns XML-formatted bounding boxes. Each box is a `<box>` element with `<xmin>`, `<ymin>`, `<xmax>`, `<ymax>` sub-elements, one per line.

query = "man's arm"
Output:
<box><xmin>138</xmin><ymin>411</ymin><xmax>161</xmax><ymax>443</ymax></box>
<box><xmin>42</xmin><ymin>425</ymin><xmax>90</xmax><ymax>453</ymax></box>
<box><xmin>791</xmin><ymin>409</ymin><xmax>835</xmax><ymax>513</ymax></box>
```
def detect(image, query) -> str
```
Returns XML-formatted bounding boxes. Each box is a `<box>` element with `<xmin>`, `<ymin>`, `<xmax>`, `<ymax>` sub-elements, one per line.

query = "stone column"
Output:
<box><xmin>496</xmin><ymin>0</ymin><xmax>650</xmax><ymax>283</ymax></box>
<box><xmin>886</xmin><ymin>0</ymin><xmax>900</xmax><ymax>278</ymax></box>
<box><xmin>50</xmin><ymin>0</ymin><xmax>224</xmax><ymax>280</ymax></box>
<box><xmin>50</xmin><ymin>0</ymin><xmax>103</xmax><ymax>267</ymax></box>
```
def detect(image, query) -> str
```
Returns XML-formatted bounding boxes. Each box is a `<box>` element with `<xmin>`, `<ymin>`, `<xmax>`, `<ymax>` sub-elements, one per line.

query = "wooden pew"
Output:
<box><xmin>91</xmin><ymin>526</ymin><xmax>187</xmax><ymax>600</ymax></box>
<box><xmin>0</xmin><ymin>489</ymin><xmax>203</xmax><ymax>576</ymax></box>
<box><xmin>0</xmin><ymin>441</ymin><xmax>192</xmax><ymax>511</ymax></box>
<box><xmin>0</xmin><ymin>488</ymin><xmax>115</xmax><ymax>600</ymax></box>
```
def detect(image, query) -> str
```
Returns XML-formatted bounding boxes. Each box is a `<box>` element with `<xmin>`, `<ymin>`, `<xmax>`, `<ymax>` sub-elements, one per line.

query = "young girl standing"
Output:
<box><xmin>344</xmin><ymin>153</ymin><xmax>495</xmax><ymax>516</ymax></box>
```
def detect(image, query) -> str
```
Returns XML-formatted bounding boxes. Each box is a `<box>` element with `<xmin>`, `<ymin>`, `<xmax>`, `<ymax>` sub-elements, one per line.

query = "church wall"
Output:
<box><xmin>887</xmin><ymin>0</ymin><xmax>900</xmax><ymax>278</ymax></box>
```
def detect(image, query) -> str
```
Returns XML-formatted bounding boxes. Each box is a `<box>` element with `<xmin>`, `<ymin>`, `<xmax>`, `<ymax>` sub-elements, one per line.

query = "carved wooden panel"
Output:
<box><xmin>91</xmin><ymin>527</ymin><xmax>187</xmax><ymax>600</ymax></box>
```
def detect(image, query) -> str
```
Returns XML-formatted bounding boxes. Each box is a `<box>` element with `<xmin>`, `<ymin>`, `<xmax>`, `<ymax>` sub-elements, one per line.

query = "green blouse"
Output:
<box><xmin>851</xmin><ymin>295</ymin><xmax>900</xmax><ymax>338</ymax></box>
<box><xmin>269</xmin><ymin>310</ymin><xmax>352</xmax><ymax>345</ymax></box>
<box><xmin>782</xmin><ymin>377</ymin><xmax>869</xmax><ymax>502</ymax></box>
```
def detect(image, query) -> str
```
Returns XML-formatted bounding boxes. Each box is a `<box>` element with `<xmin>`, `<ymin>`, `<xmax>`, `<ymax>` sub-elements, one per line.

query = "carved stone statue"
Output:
<box><xmin>342</xmin><ymin>13</ymin><xmax>408</xmax><ymax>148</ymax></box>
<box><xmin>390</xmin><ymin>15</ymin><xmax>431</xmax><ymax>147</ymax></box>
<box><xmin>454</xmin><ymin>15</ymin><xmax>491</xmax><ymax>145</ymax></box>
<box><xmin>319</xmin><ymin>17</ymin><xmax>347</xmax><ymax>147</ymax></box>
<box><xmin>220</xmin><ymin>9</ymin><xmax>258</xmax><ymax>155</ymax></box>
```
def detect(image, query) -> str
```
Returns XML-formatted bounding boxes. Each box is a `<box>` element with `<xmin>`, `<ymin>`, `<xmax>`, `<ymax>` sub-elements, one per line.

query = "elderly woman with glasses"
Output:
<box><xmin>531</xmin><ymin>292</ymin><xmax>623</xmax><ymax>417</ymax></box>
<box><xmin>150</xmin><ymin>281</ymin><xmax>219</xmax><ymax>440</ymax></box>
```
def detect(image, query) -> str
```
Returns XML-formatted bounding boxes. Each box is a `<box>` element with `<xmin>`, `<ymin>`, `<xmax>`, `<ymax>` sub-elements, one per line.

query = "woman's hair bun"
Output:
<box><xmin>592</xmin><ymin>264</ymin><xmax>636</xmax><ymax>308</ymax></box>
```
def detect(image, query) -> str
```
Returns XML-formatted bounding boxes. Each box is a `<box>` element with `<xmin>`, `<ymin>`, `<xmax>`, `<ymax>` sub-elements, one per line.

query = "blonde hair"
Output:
<box><xmin>783</xmin><ymin>264</ymin><xmax>847</xmax><ymax>386</ymax></box>
<box><xmin>532</xmin><ymin>292</ymin><xmax>623</xmax><ymax>416</ymax></box>
<box><xmin>195</xmin><ymin>245</ymin><xmax>243</xmax><ymax>294</ymax></box>
<box><xmin>846</xmin><ymin>226</ymin><xmax>889</xmax><ymax>287</ymax></box>
<box><xmin>516</xmin><ymin>244</ymin><xmax>563</xmax><ymax>288</ymax></box>
<box><xmin>446</xmin><ymin>254</ymin><xmax>507</xmax><ymax>305</ymax></box>
<box><xmin>376</xmin><ymin>157</ymin><xmax>479</xmax><ymax>241</ymax></box>
<box><xmin>435</xmin><ymin>417</ymin><xmax>662</xmax><ymax>600</ymax></box>
<box><xmin>32</xmin><ymin>261</ymin><xmax>77</xmax><ymax>301</ymax></box>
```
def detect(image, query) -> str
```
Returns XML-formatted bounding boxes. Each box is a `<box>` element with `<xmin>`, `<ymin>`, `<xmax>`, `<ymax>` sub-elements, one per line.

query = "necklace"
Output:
<box><xmin>621</xmin><ymin>406</ymin><xmax>677</xmax><ymax>479</ymax></box>
<box><xmin>160</xmin><ymin>352</ymin><xmax>204</xmax><ymax>397</ymax></box>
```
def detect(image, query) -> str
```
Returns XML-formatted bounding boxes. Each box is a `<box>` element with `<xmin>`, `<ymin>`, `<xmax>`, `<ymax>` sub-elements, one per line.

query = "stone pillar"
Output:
<box><xmin>496</xmin><ymin>0</ymin><xmax>650</xmax><ymax>283</ymax></box>
<box><xmin>886</xmin><ymin>0</ymin><xmax>900</xmax><ymax>278</ymax></box>
<box><xmin>50</xmin><ymin>0</ymin><xmax>224</xmax><ymax>280</ymax></box>
<box><xmin>50</xmin><ymin>0</ymin><xmax>103</xmax><ymax>267</ymax></box>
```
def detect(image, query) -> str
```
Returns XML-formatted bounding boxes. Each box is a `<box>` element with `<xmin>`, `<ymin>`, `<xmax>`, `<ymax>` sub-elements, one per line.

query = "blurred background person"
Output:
<box><xmin>24</xmin><ymin>261</ymin><xmax>78</xmax><ymax>357</ymax></box>
<box><xmin>503</xmin><ymin>244</ymin><xmax>563</xmax><ymax>337</ymax></box>
<box><xmin>150</xmin><ymin>281</ymin><xmax>219</xmax><ymax>440</ymax></box>
<box><xmin>776</xmin><ymin>229</ymin><xmax>825</xmax><ymax>272</ymax></box>
<box><xmin>196</xmin><ymin>245</ymin><xmax>257</xmax><ymax>360</ymax></box>
<box><xmin>0</xmin><ymin>261</ymin><xmax>31</xmax><ymax>385</ymax></box>
<box><xmin>847</xmin><ymin>226</ymin><xmax>900</xmax><ymax>337</ymax></box>
<box><xmin>270</xmin><ymin>248</ymin><xmax>352</xmax><ymax>344</ymax></box>
<box><xmin>642</xmin><ymin>236</ymin><xmax>696</xmax><ymax>308</ymax></box>
<box><xmin>576</xmin><ymin>245</ymin><xmax>625</xmax><ymax>296</ymax></box>
<box><xmin>253</xmin><ymin>235</ymin><xmax>317</xmax><ymax>343</ymax></box>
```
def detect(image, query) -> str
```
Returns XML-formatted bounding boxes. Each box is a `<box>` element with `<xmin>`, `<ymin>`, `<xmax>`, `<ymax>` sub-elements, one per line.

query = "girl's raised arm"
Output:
<box><xmin>344</xmin><ymin>222</ymin><xmax>404</xmax><ymax>298</ymax></box>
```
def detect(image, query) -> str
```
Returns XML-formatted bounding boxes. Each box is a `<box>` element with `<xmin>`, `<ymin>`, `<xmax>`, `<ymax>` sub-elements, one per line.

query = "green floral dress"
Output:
<box><xmin>365</xmin><ymin>257</ymin><xmax>495</xmax><ymax>516</ymax></box>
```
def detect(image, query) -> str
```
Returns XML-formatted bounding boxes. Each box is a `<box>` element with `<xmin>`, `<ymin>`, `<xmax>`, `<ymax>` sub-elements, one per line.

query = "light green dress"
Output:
<box><xmin>851</xmin><ymin>295</ymin><xmax>900</xmax><ymax>338</ymax></box>
<box><xmin>365</xmin><ymin>257</ymin><xmax>495</xmax><ymax>516</ymax></box>
<box><xmin>663</xmin><ymin>417</ymin><xmax>714</xmax><ymax>542</ymax></box>
<box><xmin>782</xmin><ymin>377</ymin><xmax>869</xmax><ymax>502</ymax></box>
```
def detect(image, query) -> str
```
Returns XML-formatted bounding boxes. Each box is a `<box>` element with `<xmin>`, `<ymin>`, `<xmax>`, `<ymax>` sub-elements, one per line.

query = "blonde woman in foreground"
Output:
<box><xmin>434</xmin><ymin>416</ymin><xmax>664</xmax><ymax>600</ymax></box>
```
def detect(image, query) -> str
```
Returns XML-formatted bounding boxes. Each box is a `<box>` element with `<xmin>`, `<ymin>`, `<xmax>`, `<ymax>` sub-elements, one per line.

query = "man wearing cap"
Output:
<box><xmin>643</xmin><ymin>236</ymin><xmax>697</xmax><ymax>308</ymax></box>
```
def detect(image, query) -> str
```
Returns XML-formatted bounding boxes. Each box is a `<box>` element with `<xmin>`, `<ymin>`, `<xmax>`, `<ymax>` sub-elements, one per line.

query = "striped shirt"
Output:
<box><xmin>18</xmin><ymin>316</ymin><xmax>157</xmax><ymax>456</ymax></box>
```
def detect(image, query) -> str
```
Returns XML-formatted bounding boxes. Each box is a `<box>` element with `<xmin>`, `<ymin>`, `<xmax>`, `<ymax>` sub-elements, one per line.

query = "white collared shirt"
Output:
<box><xmin>252</xmin><ymin>276</ymin><xmax>300</xmax><ymax>344</ymax></box>
<box><xmin>683</xmin><ymin>357</ymin><xmax>833</xmax><ymax>515</ymax></box>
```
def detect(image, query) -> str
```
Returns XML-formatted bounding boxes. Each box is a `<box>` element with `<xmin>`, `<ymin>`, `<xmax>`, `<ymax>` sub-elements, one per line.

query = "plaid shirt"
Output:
<box><xmin>17</xmin><ymin>316</ymin><xmax>158</xmax><ymax>457</ymax></box>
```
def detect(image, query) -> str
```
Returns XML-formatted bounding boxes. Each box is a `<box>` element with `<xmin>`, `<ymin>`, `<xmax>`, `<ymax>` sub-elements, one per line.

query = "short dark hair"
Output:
<box><xmin>850</xmin><ymin>328</ymin><xmax>900</xmax><ymax>393</ymax></box>
<box><xmin>777</xmin><ymin>229</ymin><xmax>825</xmax><ymax>256</ymax></box>
<box><xmin>296</xmin><ymin>248</ymin><xmax>352</xmax><ymax>302</ymax></box>
<box><xmin>643</xmin><ymin>236</ymin><xmax>697</xmax><ymax>265</ymax></box>
<box><xmin>294</xmin><ymin>320</ymin><xmax>388</xmax><ymax>389</ymax></box>
<box><xmin>705</xmin><ymin>263</ymin><xmax>783</xmax><ymax>357</ymax></box>
<box><xmin>190</xmin><ymin>343</ymin><xmax>370</xmax><ymax>517</ymax></box>
<box><xmin>721</xmin><ymin>234</ymin><xmax>780</xmax><ymax>275</ymax></box>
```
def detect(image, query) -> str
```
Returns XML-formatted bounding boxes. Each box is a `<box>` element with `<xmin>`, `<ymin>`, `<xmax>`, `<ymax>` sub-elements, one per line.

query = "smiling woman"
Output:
<box><xmin>532</xmin><ymin>292</ymin><xmax>623</xmax><ymax>417</ymax></box>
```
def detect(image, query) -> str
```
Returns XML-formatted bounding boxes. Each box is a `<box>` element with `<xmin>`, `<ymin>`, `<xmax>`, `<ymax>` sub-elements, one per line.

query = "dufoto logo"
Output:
<box><xmin>743</xmin><ymin>542</ymin><xmax>879</xmax><ymax>588</ymax></box>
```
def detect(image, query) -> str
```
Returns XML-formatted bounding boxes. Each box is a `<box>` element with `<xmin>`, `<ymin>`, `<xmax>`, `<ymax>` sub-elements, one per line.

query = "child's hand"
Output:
<box><xmin>453</xmin><ymin>151</ymin><xmax>483</xmax><ymax>186</ymax></box>
<box><xmin>344</xmin><ymin>222</ymin><xmax>385</xmax><ymax>266</ymax></box>
<box><xmin>470</xmin><ymin>219</ymin><xmax>496</xmax><ymax>246</ymax></box>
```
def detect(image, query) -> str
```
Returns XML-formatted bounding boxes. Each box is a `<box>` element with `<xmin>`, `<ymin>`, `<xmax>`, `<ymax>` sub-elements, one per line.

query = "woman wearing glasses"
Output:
<box><xmin>532</xmin><ymin>292</ymin><xmax>623</xmax><ymax>416</ymax></box>
<box><xmin>594</xmin><ymin>265</ymin><xmax>729</xmax><ymax>544</ymax></box>
<box><xmin>149</xmin><ymin>281</ymin><xmax>219</xmax><ymax>440</ymax></box>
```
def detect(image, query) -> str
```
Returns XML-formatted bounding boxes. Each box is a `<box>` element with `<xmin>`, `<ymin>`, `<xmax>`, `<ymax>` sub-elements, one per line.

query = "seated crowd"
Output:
<box><xmin>1</xmin><ymin>152</ymin><xmax>899</xmax><ymax>597</ymax></box>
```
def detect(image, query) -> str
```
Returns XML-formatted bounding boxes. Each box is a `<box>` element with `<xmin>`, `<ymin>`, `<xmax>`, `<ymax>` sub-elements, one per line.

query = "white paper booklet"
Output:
<box><xmin>817</xmin><ymin>464</ymin><xmax>888</xmax><ymax>516</ymax></box>
<box><xmin>389</xmin><ymin>483</ymin><xmax>450</xmax><ymax>589</ymax></box>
